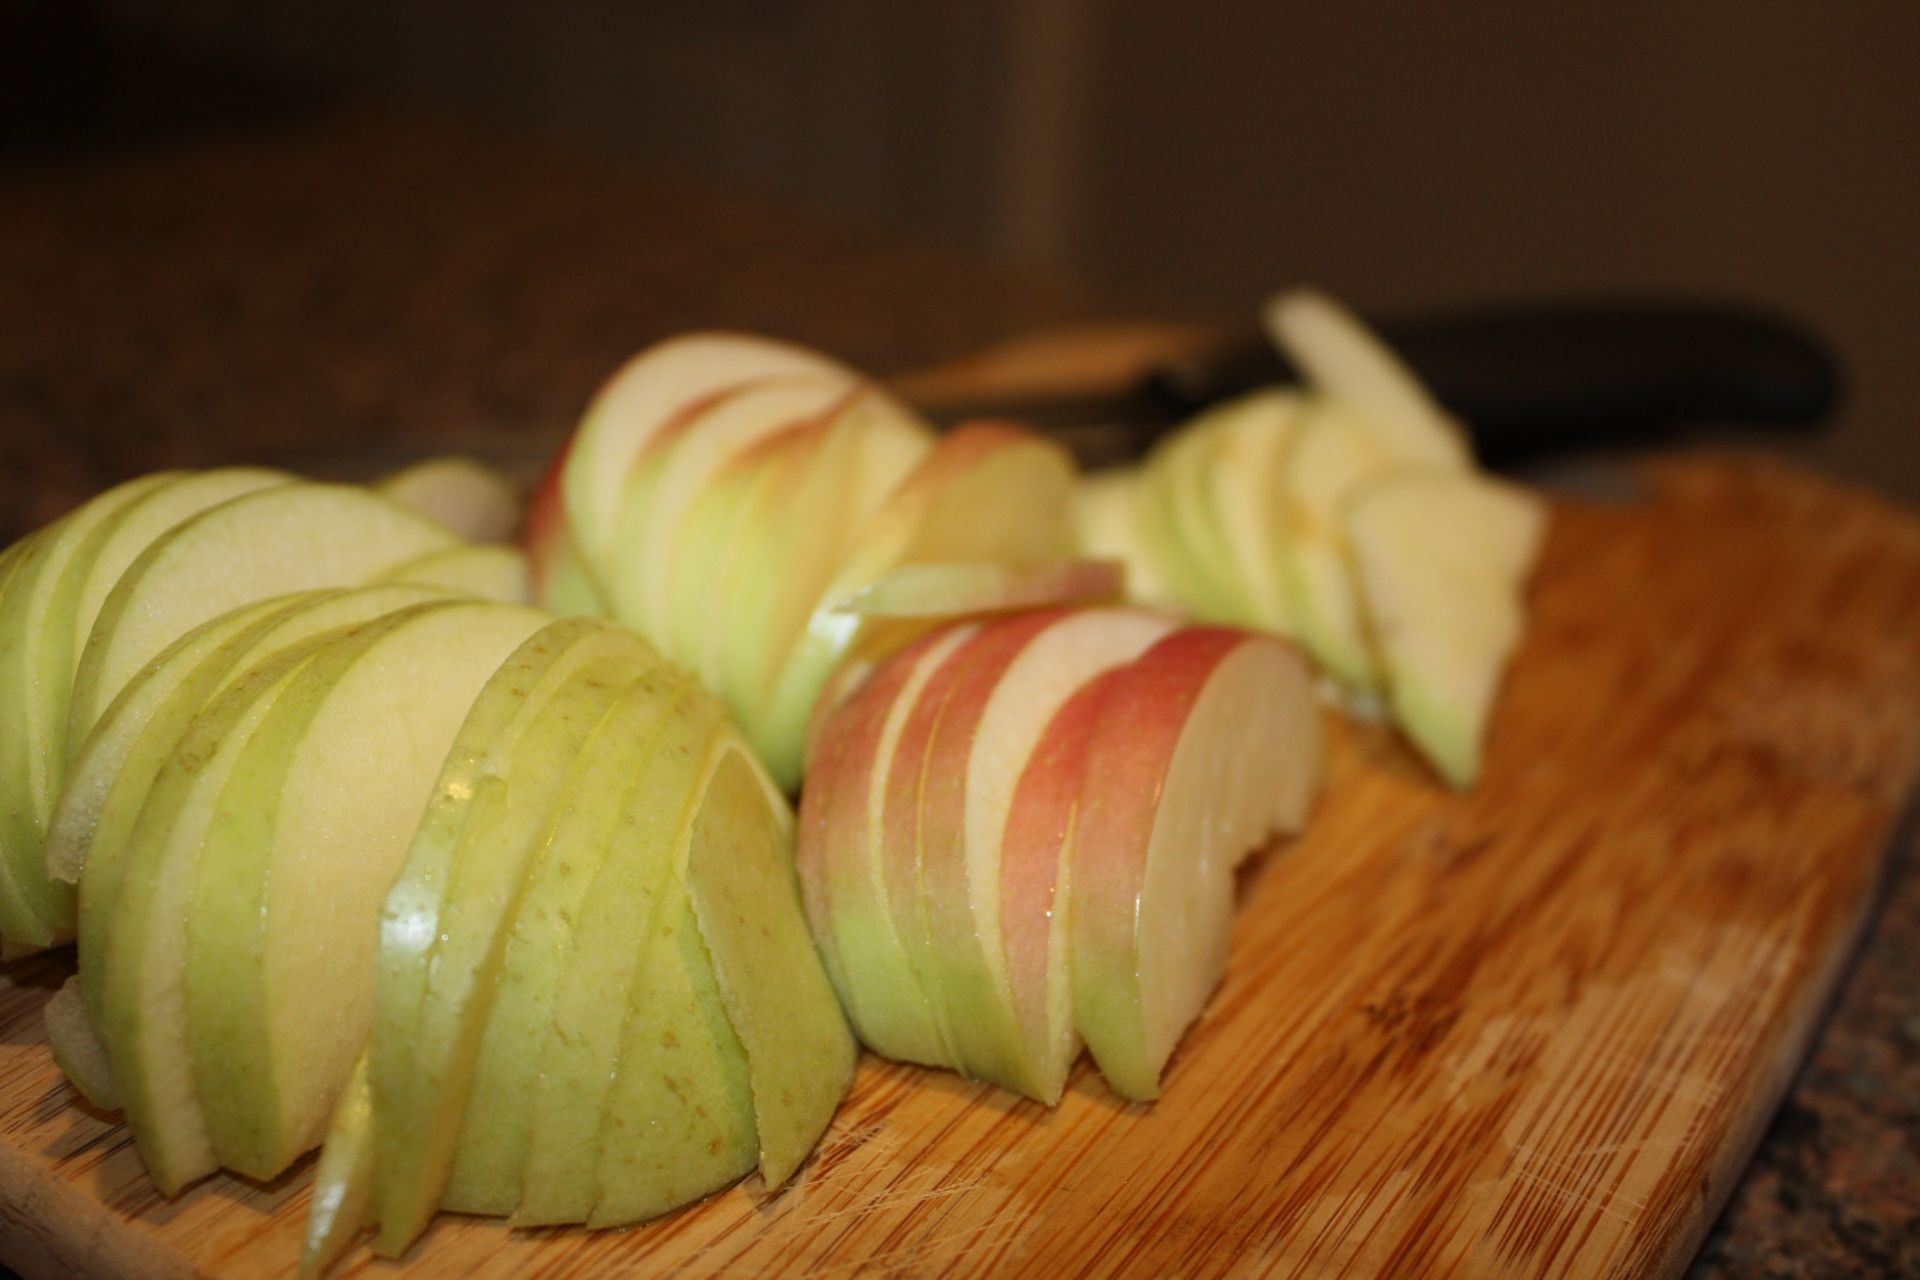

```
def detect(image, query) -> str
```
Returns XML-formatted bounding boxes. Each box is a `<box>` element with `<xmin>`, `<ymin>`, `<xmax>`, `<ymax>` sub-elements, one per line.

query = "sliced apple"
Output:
<box><xmin>45</xmin><ymin>976</ymin><xmax>120</xmax><ymax>1111</ymax></box>
<box><xmin>183</xmin><ymin>599</ymin><xmax>550</xmax><ymax>1179</ymax></box>
<box><xmin>1280</xmin><ymin>400</ymin><xmax>1393</xmax><ymax>696</ymax></box>
<box><xmin>1344</xmin><ymin>468</ymin><xmax>1546</xmax><ymax>787</ymax></box>
<box><xmin>685</xmin><ymin>746</ymin><xmax>855</xmax><ymax>1190</ymax></box>
<box><xmin>377</xmin><ymin>544</ymin><xmax>530</xmax><ymax>603</ymax></box>
<box><xmin>1071</xmin><ymin>627</ymin><xmax>1320</xmax><ymax>1100</ymax></box>
<box><xmin>1201</xmin><ymin>389</ymin><xmax>1303</xmax><ymax>635</ymax></box>
<box><xmin>832</xmin><ymin>558</ymin><xmax>1123</xmax><ymax>620</ymax></box>
<box><xmin>67</xmin><ymin>482</ymin><xmax>459</xmax><ymax>751</ymax></box>
<box><xmin>524</xmin><ymin>449</ymin><xmax>606</xmax><ymax>618</ymax></box>
<box><xmin>1263</xmin><ymin>288</ymin><xmax>1472</xmax><ymax>469</ymax></box>
<box><xmin>301</xmin><ymin>1052</ymin><xmax>375</xmax><ymax>1280</ymax></box>
<box><xmin>913</xmin><ymin>608</ymin><xmax>1177</xmax><ymax>1098</ymax></box>
<box><xmin>1074</xmin><ymin>468</ymin><xmax>1178</xmax><ymax>610</ymax></box>
<box><xmin>1140</xmin><ymin>424</ymin><xmax>1244</xmax><ymax>623</ymax></box>
<box><xmin>377</xmin><ymin>456</ymin><xmax>522</xmax><ymax>543</ymax></box>
<box><xmin>560</xmin><ymin>332</ymin><xmax>854</xmax><ymax>572</ymax></box>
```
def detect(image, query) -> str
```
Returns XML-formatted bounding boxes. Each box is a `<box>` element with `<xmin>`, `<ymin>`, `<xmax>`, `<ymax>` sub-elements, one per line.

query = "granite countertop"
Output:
<box><xmin>1</xmin><ymin>108</ymin><xmax>1913</xmax><ymax>1277</ymax></box>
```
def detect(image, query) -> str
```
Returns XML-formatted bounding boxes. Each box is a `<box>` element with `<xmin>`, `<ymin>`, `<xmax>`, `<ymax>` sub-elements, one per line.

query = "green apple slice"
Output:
<box><xmin>376</xmin><ymin>455</ymin><xmax>522</xmax><ymax>543</ymax></box>
<box><xmin>370</xmin><ymin>623</ymin><xmax>659</xmax><ymax>1256</ymax></box>
<box><xmin>301</xmin><ymin>1051</ymin><xmax>375</xmax><ymax>1280</ymax></box>
<box><xmin>443</xmin><ymin>666</ymin><xmax>677</xmax><ymax>1220</ymax></box>
<box><xmin>606</xmin><ymin>374</ymin><xmax>855</xmax><ymax>640</ymax></box>
<box><xmin>377</xmin><ymin>544</ymin><xmax>530</xmax><ymax>603</ymax></box>
<box><xmin>1263</xmin><ymin>288</ymin><xmax>1472</xmax><ymax>469</ymax></box>
<box><xmin>68</xmin><ymin>482</ymin><xmax>459</xmax><ymax>751</ymax></box>
<box><xmin>45</xmin><ymin>976</ymin><xmax>120</xmax><ymax>1110</ymax></box>
<box><xmin>185</xmin><ymin>600</ymin><xmax>550</xmax><ymax>1179</ymax></box>
<box><xmin>526</xmin><ymin>447</ymin><xmax>609</xmax><ymax>618</ymax></box>
<box><xmin>511</xmin><ymin>682</ymin><xmax>729</xmax><ymax>1226</ymax></box>
<box><xmin>1074</xmin><ymin>468</ymin><xmax>1178</xmax><ymax>610</ymax></box>
<box><xmin>0</xmin><ymin>532</ymin><xmax>56</xmax><ymax>946</ymax></box>
<box><xmin>1344</xmin><ymin>468</ymin><xmax>1546</xmax><ymax>787</ymax></box>
<box><xmin>915</xmin><ymin>608</ymin><xmax>1176</xmax><ymax>1100</ymax></box>
<box><xmin>1201</xmin><ymin>389</ymin><xmax>1303</xmax><ymax>635</ymax></box>
<box><xmin>685</xmin><ymin>746</ymin><xmax>855</xmax><ymax>1190</ymax></box>
<box><xmin>762</xmin><ymin>423</ymin><xmax>1078</xmax><ymax>790</ymax></box>
<box><xmin>1280</xmin><ymin>400</ymin><xmax>1393</xmax><ymax>696</ymax></box>
<box><xmin>1142</xmin><ymin>423</ymin><xmax>1244</xmax><ymax>622</ymax></box>
<box><xmin>561</xmin><ymin>332</ymin><xmax>854</xmax><ymax>573</ymax></box>
<box><xmin>1071</xmin><ymin>628</ymin><xmax>1320</xmax><ymax>1101</ymax></box>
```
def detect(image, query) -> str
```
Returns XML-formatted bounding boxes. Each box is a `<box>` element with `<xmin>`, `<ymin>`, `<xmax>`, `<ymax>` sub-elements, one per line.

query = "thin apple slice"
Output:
<box><xmin>832</xmin><ymin>558</ymin><xmax>1123</xmax><ymax>619</ymax></box>
<box><xmin>301</xmin><ymin>1052</ymin><xmax>375</xmax><ymax>1280</ymax></box>
<box><xmin>561</xmin><ymin>332</ymin><xmax>854</xmax><ymax>573</ymax></box>
<box><xmin>686</xmin><ymin>746</ymin><xmax>855</xmax><ymax>1191</ymax></box>
<box><xmin>1072</xmin><ymin>627</ymin><xmax>1321</xmax><ymax>1101</ymax></box>
<box><xmin>1142</xmin><ymin>424</ymin><xmax>1245</xmax><ymax>622</ymax></box>
<box><xmin>606</xmin><ymin>373</ymin><xmax>857</xmax><ymax>639</ymax></box>
<box><xmin>1280</xmin><ymin>400</ymin><xmax>1393</xmax><ymax>697</ymax></box>
<box><xmin>916</xmin><ymin>608</ymin><xmax>1178</xmax><ymax>1099</ymax></box>
<box><xmin>0</xmin><ymin>531</ymin><xmax>61</xmax><ymax>946</ymax></box>
<box><xmin>67</xmin><ymin>482</ymin><xmax>459</xmax><ymax>751</ymax></box>
<box><xmin>1263</xmin><ymin>288</ymin><xmax>1472</xmax><ymax>469</ymax></box>
<box><xmin>1202</xmin><ymin>389</ymin><xmax>1303</xmax><ymax>635</ymax></box>
<box><xmin>370</xmin><ymin>623</ymin><xmax>659</xmax><ymax>1256</ymax></box>
<box><xmin>184</xmin><ymin>600</ymin><xmax>550</xmax><ymax>1179</ymax></box>
<box><xmin>525</xmin><ymin>450</ymin><xmax>607</xmax><ymax>618</ymax></box>
<box><xmin>377</xmin><ymin>456</ymin><xmax>522</xmax><ymax>543</ymax></box>
<box><xmin>377</xmin><ymin>544</ymin><xmax>530</xmax><ymax>603</ymax></box>
<box><xmin>1345</xmin><ymin>468</ymin><xmax>1546</xmax><ymax>787</ymax></box>
<box><xmin>45</xmin><ymin>976</ymin><xmax>120</xmax><ymax>1111</ymax></box>
<box><xmin>799</xmin><ymin>625</ymin><xmax>978</xmax><ymax>1066</ymax></box>
<box><xmin>762</xmin><ymin>422</ymin><xmax>1078</xmax><ymax>790</ymax></box>
<box><xmin>442</xmin><ymin>666</ymin><xmax>677</xmax><ymax>1220</ymax></box>
<box><xmin>1074</xmin><ymin>468</ymin><xmax>1178</xmax><ymax>610</ymax></box>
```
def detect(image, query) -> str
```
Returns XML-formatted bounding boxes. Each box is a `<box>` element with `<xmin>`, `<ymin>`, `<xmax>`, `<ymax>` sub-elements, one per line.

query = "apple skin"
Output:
<box><xmin>1069</xmin><ymin>626</ymin><xmax>1320</xmax><ymax>1101</ymax></box>
<box><xmin>831</xmin><ymin>558</ymin><xmax>1123</xmax><ymax>619</ymax></box>
<box><xmin>525</xmin><ymin>445</ymin><xmax>608</xmax><ymax>618</ymax></box>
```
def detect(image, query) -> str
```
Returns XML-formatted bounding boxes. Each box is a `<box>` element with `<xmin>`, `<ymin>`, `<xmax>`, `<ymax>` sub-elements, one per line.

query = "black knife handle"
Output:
<box><xmin>1146</xmin><ymin>301</ymin><xmax>1843</xmax><ymax>463</ymax></box>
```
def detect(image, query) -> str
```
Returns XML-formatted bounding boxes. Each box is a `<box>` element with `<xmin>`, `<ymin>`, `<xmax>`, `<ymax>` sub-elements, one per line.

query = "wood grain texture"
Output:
<box><xmin>4</xmin><ymin>455</ymin><xmax>1920</xmax><ymax>1279</ymax></box>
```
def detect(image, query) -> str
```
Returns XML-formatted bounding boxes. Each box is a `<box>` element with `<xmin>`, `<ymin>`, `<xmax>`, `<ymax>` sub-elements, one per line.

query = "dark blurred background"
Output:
<box><xmin>3</xmin><ymin>1</ymin><xmax>1917</xmax><ymax>508</ymax></box>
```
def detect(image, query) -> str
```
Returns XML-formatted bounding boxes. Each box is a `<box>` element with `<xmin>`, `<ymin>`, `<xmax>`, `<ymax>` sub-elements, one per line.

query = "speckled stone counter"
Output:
<box><xmin>1</xmin><ymin>108</ymin><xmax>1913</xmax><ymax>1278</ymax></box>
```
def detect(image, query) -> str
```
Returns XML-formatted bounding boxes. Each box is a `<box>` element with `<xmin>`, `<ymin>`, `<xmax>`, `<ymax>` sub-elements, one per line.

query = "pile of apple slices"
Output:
<box><xmin>1075</xmin><ymin>290</ymin><xmax>1547</xmax><ymax>786</ymax></box>
<box><xmin>798</xmin><ymin>607</ymin><xmax>1321</xmax><ymax>1103</ymax></box>
<box><xmin>530</xmin><ymin>334</ymin><xmax>1116</xmax><ymax>791</ymax></box>
<box><xmin>0</xmin><ymin>469</ymin><xmax>533</xmax><ymax>955</ymax></box>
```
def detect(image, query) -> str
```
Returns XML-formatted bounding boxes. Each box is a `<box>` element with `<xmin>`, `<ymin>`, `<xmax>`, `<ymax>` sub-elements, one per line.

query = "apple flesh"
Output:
<box><xmin>376</xmin><ymin>456</ymin><xmax>522</xmax><ymax>544</ymax></box>
<box><xmin>1071</xmin><ymin>627</ymin><xmax>1320</xmax><ymax>1100</ymax></box>
<box><xmin>832</xmin><ymin>558</ymin><xmax>1123</xmax><ymax>619</ymax></box>
<box><xmin>1344</xmin><ymin>468</ymin><xmax>1546</xmax><ymax>786</ymax></box>
<box><xmin>377</xmin><ymin>544</ymin><xmax>530</xmax><ymax>603</ymax></box>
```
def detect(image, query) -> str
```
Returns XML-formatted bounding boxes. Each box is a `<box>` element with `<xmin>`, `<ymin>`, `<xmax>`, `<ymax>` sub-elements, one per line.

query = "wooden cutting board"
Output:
<box><xmin>4</xmin><ymin>453</ymin><xmax>1920</xmax><ymax>1279</ymax></box>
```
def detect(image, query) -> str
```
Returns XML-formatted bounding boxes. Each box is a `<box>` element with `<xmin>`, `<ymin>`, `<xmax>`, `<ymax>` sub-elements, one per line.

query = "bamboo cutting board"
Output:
<box><xmin>4</xmin><ymin>454</ymin><xmax>1920</xmax><ymax>1279</ymax></box>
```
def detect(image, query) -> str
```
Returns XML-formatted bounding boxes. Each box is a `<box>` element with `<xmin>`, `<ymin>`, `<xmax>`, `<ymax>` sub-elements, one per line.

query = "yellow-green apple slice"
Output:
<box><xmin>184</xmin><ymin>599</ymin><xmax>549</xmax><ymax>1179</ymax></box>
<box><xmin>1141</xmin><ymin>423</ymin><xmax>1245</xmax><ymax>622</ymax></box>
<box><xmin>518</xmin><ymin>675</ymin><xmax>725</xmax><ymax>1228</ymax></box>
<box><xmin>833</xmin><ymin>558</ymin><xmax>1124</xmax><ymax>619</ymax></box>
<box><xmin>798</xmin><ymin>624</ymin><xmax>977</xmax><ymax>1066</ymax></box>
<box><xmin>606</xmin><ymin>373</ymin><xmax>856</xmax><ymax>642</ymax></box>
<box><xmin>1201</xmin><ymin>389</ymin><xmax>1303</xmax><ymax>634</ymax></box>
<box><xmin>561</xmin><ymin>332</ymin><xmax>854</xmax><ymax>574</ymax></box>
<box><xmin>1071</xmin><ymin>627</ymin><xmax>1321</xmax><ymax>1101</ymax></box>
<box><xmin>588</xmin><ymin>733</ymin><xmax>758</xmax><ymax>1228</ymax></box>
<box><xmin>370</xmin><ymin>622</ymin><xmax>657</xmax><ymax>1256</ymax></box>
<box><xmin>762</xmin><ymin>422</ymin><xmax>1078</xmax><ymax>790</ymax></box>
<box><xmin>1074</xmin><ymin>468</ymin><xmax>1178</xmax><ymax>610</ymax></box>
<box><xmin>93</xmin><ymin>635</ymin><xmax>337</xmax><ymax>1193</ymax></box>
<box><xmin>524</xmin><ymin>451</ymin><xmax>607</xmax><ymax>618</ymax></box>
<box><xmin>915</xmin><ymin>608</ymin><xmax>1179</xmax><ymax>1098</ymax></box>
<box><xmin>302</xmin><ymin>1051</ymin><xmax>375</xmax><ymax>1280</ymax></box>
<box><xmin>1280</xmin><ymin>400</ymin><xmax>1392</xmax><ymax>697</ymax></box>
<box><xmin>1344</xmin><ymin>468</ymin><xmax>1546</xmax><ymax>787</ymax></box>
<box><xmin>1263</xmin><ymin>288</ymin><xmax>1472</xmax><ymax>469</ymax></box>
<box><xmin>444</xmin><ymin>666</ymin><xmax>677</xmax><ymax>1220</ymax></box>
<box><xmin>67</xmin><ymin>482</ymin><xmax>459</xmax><ymax>751</ymax></box>
<box><xmin>0</xmin><ymin>528</ymin><xmax>61</xmax><ymax>946</ymax></box>
<box><xmin>685</xmin><ymin>746</ymin><xmax>855</xmax><ymax>1191</ymax></box>
<box><xmin>376</xmin><ymin>455</ymin><xmax>522</xmax><ymax>543</ymax></box>
<box><xmin>45</xmin><ymin>976</ymin><xmax>120</xmax><ymax>1110</ymax></box>
<box><xmin>376</xmin><ymin>544</ymin><xmax>530</xmax><ymax>603</ymax></box>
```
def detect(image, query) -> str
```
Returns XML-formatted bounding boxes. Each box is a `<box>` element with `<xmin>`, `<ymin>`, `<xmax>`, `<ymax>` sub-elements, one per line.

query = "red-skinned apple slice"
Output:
<box><xmin>1070</xmin><ymin>627</ymin><xmax>1321</xmax><ymax>1101</ymax></box>
<box><xmin>559</xmin><ymin>332</ymin><xmax>854</xmax><ymax>573</ymax></box>
<box><xmin>914</xmin><ymin>608</ymin><xmax>1177</xmax><ymax>1098</ymax></box>
<box><xmin>831</xmin><ymin>558</ymin><xmax>1123</xmax><ymax>619</ymax></box>
<box><xmin>524</xmin><ymin>448</ymin><xmax>606</xmax><ymax>618</ymax></box>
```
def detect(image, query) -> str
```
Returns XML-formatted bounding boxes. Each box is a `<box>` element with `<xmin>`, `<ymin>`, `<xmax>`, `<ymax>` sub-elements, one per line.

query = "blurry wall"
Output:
<box><xmin>101</xmin><ymin>0</ymin><xmax>1919</xmax><ymax>496</ymax></box>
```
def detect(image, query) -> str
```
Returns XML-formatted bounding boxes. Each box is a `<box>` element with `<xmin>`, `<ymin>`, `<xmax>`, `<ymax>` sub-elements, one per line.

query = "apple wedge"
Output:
<box><xmin>377</xmin><ymin>544</ymin><xmax>530</xmax><ymax>603</ymax></box>
<box><xmin>1071</xmin><ymin>627</ymin><xmax>1321</xmax><ymax>1100</ymax></box>
<box><xmin>1344</xmin><ymin>468</ymin><xmax>1546</xmax><ymax>787</ymax></box>
<box><xmin>685</xmin><ymin>746</ymin><xmax>856</xmax><ymax>1191</ymax></box>
<box><xmin>1263</xmin><ymin>288</ymin><xmax>1472</xmax><ymax>470</ymax></box>
<box><xmin>377</xmin><ymin>456</ymin><xmax>522</xmax><ymax>543</ymax></box>
<box><xmin>182</xmin><ymin>599</ymin><xmax>549</xmax><ymax>1179</ymax></box>
<box><xmin>912</xmin><ymin>608</ymin><xmax>1177</xmax><ymax>1099</ymax></box>
<box><xmin>560</xmin><ymin>332</ymin><xmax>855</xmax><ymax>572</ymax></box>
<box><xmin>797</xmin><ymin>624</ymin><xmax>976</xmax><ymax>1065</ymax></box>
<box><xmin>832</xmin><ymin>558</ymin><xmax>1123</xmax><ymax>620</ymax></box>
<box><xmin>67</xmin><ymin>482</ymin><xmax>459</xmax><ymax>751</ymax></box>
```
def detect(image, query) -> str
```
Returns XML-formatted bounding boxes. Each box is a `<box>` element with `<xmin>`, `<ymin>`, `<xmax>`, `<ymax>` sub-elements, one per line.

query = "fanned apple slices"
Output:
<box><xmin>800</xmin><ymin>610</ymin><xmax>1321</xmax><ymax>1103</ymax></box>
